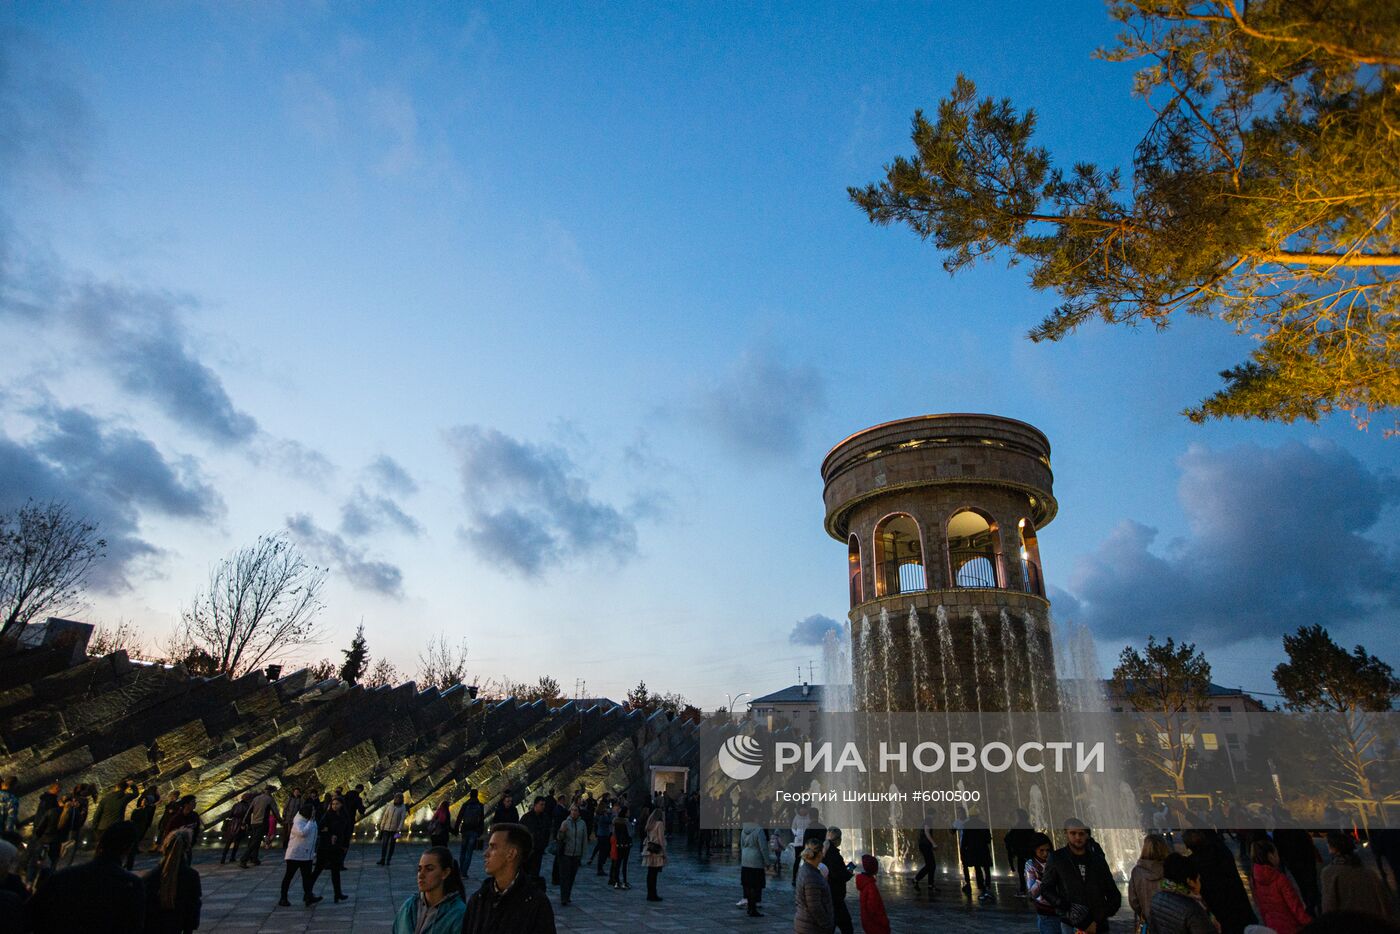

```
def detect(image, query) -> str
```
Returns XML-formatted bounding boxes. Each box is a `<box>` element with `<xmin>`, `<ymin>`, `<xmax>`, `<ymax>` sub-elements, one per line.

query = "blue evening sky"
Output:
<box><xmin>3</xmin><ymin>3</ymin><xmax>1395</xmax><ymax>707</ymax></box>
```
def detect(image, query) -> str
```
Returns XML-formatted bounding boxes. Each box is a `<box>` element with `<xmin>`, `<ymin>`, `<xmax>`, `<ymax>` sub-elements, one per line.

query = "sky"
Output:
<box><xmin>2</xmin><ymin>2</ymin><xmax>1396</xmax><ymax>710</ymax></box>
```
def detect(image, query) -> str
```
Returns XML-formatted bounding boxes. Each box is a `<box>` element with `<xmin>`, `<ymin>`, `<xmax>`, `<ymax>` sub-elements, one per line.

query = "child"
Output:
<box><xmin>855</xmin><ymin>854</ymin><xmax>891</xmax><ymax>934</ymax></box>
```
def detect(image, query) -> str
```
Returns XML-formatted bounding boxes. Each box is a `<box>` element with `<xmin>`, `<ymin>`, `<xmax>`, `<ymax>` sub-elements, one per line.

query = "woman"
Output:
<box><xmin>912</xmin><ymin>811</ymin><xmax>938</xmax><ymax>892</ymax></box>
<box><xmin>611</xmin><ymin>805</ymin><xmax>632</xmax><ymax>890</ymax></box>
<box><xmin>278</xmin><ymin>802</ymin><xmax>322</xmax><ymax>908</ymax></box>
<box><xmin>219</xmin><ymin>793</ymin><xmax>252</xmax><ymax>864</ymax></box>
<box><xmin>376</xmin><ymin>792</ymin><xmax>407</xmax><ymax>866</ymax></box>
<box><xmin>1148</xmin><ymin>853</ymin><xmax>1217</xmax><ymax>934</ymax></box>
<box><xmin>643</xmin><ymin>806</ymin><xmax>667</xmax><ymax>902</ymax></box>
<box><xmin>427</xmin><ymin>798</ymin><xmax>451</xmax><ymax>848</ymax></box>
<box><xmin>143</xmin><ymin>830</ymin><xmax>202</xmax><ymax>934</ymax></box>
<box><xmin>1251</xmin><ymin>839</ymin><xmax>1310</xmax><ymax>934</ymax></box>
<box><xmin>1130</xmin><ymin>833</ymin><xmax>1171</xmax><ymax>928</ymax></box>
<box><xmin>312</xmin><ymin>796</ymin><xmax>353</xmax><ymax>903</ymax></box>
<box><xmin>1024</xmin><ymin>833</ymin><xmax>1059</xmax><ymax>934</ymax></box>
<box><xmin>739</xmin><ymin>817</ymin><xmax>771</xmax><ymax>916</ymax></box>
<box><xmin>393</xmin><ymin>846</ymin><xmax>465</xmax><ymax>933</ymax></box>
<box><xmin>1320</xmin><ymin>830</ymin><xmax>1391</xmax><ymax>919</ymax></box>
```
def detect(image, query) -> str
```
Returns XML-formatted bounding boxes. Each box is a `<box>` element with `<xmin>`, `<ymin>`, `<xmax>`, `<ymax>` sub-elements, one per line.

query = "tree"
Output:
<box><xmin>1273</xmin><ymin>625</ymin><xmax>1399</xmax><ymax>825</ymax></box>
<box><xmin>625</xmin><ymin>679</ymin><xmax>652</xmax><ymax>713</ymax></box>
<box><xmin>365</xmin><ymin>658</ymin><xmax>400</xmax><ymax>689</ymax></box>
<box><xmin>0</xmin><ymin>501</ymin><xmax>106</xmax><ymax>641</ymax></box>
<box><xmin>88</xmin><ymin>619</ymin><xmax>146</xmax><ymax>659</ymax></box>
<box><xmin>308</xmin><ymin>658</ymin><xmax>337</xmax><ymax>681</ymax></box>
<box><xmin>179</xmin><ymin>533</ymin><xmax>327</xmax><ymax>677</ymax></box>
<box><xmin>416</xmin><ymin>634</ymin><xmax>469</xmax><ymax>691</ymax></box>
<box><xmin>1111</xmin><ymin>636</ymin><xmax>1213</xmax><ymax>792</ymax></box>
<box><xmin>339</xmin><ymin>621</ymin><xmax>369</xmax><ymax>685</ymax></box>
<box><xmin>850</xmin><ymin>1</ymin><xmax>1400</xmax><ymax>432</ymax></box>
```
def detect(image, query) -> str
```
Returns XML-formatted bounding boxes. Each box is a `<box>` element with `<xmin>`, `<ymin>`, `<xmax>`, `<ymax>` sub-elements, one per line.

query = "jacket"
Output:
<box><xmin>284</xmin><ymin>813</ymin><xmax>318</xmax><ymax>861</ymax></box>
<box><xmin>392</xmin><ymin>891</ymin><xmax>466</xmax><ymax>934</ymax></box>
<box><xmin>822</xmin><ymin>842</ymin><xmax>853</xmax><ymax>901</ymax></box>
<box><xmin>556</xmin><ymin>817</ymin><xmax>588</xmax><ymax>858</ymax></box>
<box><xmin>739</xmin><ymin>823</ymin><xmax>770</xmax><ymax>869</ymax></box>
<box><xmin>642</xmin><ymin>819</ymin><xmax>667</xmax><ymax>868</ymax></box>
<box><xmin>794</xmin><ymin>861</ymin><xmax>834</xmax><ymax>934</ymax></box>
<box><xmin>378</xmin><ymin>802</ymin><xmax>407</xmax><ymax>833</ymax></box>
<box><xmin>1148</xmin><ymin>888</ymin><xmax>1215</xmax><ymax>934</ymax></box>
<box><xmin>220</xmin><ymin>800</ymin><xmax>249</xmax><ymax>842</ymax></box>
<box><xmin>855</xmin><ymin>873</ymin><xmax>890</xmax><ymax>934</ymax></box>
<box><xmin>1039</xmin><ymin>844</ymin><xmax>1122</xmax><ymax>927</ymax></box>
<box><xmin>1129</xmin><ymin>857</ymin><xmax>1164</xmax><ymax>921</ymax></box>
<box><xmin>1190</xmin><ymin>837</ymin><xmax>1257</xmax><ymax>934</ymax></box>
<box><xmin>92</xmin><ymin>789</ymin><xmax>135</xmax><ymax>833</ymax></box>
<box><xmin>22</xmin><ymin>855</ymin><xmax>145</xmax><ymax>934</ymax></box>
<box><xmin>455</xmin><ymin>800</ymin><xmax>484</xmax><ymax>834</ymax></box>
<box><xmin>141</xmin><ymin>863</ymin><xmax>202</xmax><ymax>934</ymax></box>
<box><xmin>959</xmin><ymin>817</ymin><xmax>993</xmax><ymax>866</ymax></box>
<box><xmin>461</xmin><ymin>873</ymin><xmax>557</xmax><ymax>934</ymax></box>
<box><xmin>1320</xmin><ymin>856</ymin><xmax>1391</xmax><ymax>918</ymax></box>
<box><xmin>1252</xmin><ymin>862</ymin><xmax>1310</xmax><ymax>934</ymax></box>
<box><xmin>246</xmin><ymin>793</ymin><xmax>278</xmax><ymax>827</ymax></box>
<box><xmin>1025</xmin><ymin>855</ymin><xmax>1057</xmax><ymax>915</ymax></box>
<box><xmin>319</xmin><ymin>808</ymin><xmax>354</xmax><ymax>852</ymax></box>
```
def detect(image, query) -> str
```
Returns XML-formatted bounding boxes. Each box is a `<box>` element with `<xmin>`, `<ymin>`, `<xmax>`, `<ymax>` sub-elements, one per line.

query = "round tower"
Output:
<box><xmin>822</xmin><ymin>414</ymin><xmax>1059</xmax><ymax>713</ymax></box>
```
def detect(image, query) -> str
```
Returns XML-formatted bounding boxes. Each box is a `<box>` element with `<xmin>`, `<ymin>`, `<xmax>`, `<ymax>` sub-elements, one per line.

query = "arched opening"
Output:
<box><xmin>848</xmin><ymin>534</ymin><xmax>864</xmax><ymax>607</ymax></box>
<box><xmin>947</xmin><ymin>509</ymin><xmax>1001</xmax><ymax>589</ymax></box>
<box><xmin>874</xmin><ymin>513</ymin><xmax>926</xmax><ymax>596</ymax></box>
<box><xmin>1018</xmin><ymin>518</ymin><xmax>1044</xmax><ymax>596</ymax></box>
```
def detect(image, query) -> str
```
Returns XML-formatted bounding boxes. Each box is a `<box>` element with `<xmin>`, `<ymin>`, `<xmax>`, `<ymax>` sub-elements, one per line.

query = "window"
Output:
<box><xmin>848</xmin><ymin>534</ymin><xmax>864</xmax><ymax>607</ymax></box>
<box><xmin>1202</xmin><ymin>733</ymin><xmax>1219</xmax><ymax>751</ymax></box>
<box><xmin>873</xmin><ymin>513</ymin><xmax>926</xmax><ymax>596</ymax></box>
<box><xmin>1018</xmin><ymin>518</ymin><xmax>1045</xmax><ymax>596</ymax></box>
<box><xmin>947</xmin><ymin>509</ymin><xmax>1001</xmax><ymax>588</ymax></box>
<box><xmin>1217</xmin><ymin>705</ymin><xmax>1233</xmax><ymax>718</ymax></box>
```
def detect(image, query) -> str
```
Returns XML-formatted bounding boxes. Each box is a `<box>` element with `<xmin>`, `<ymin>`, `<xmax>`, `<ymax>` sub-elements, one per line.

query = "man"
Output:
<box><xmin>92</xmin><ymin>781</ymin><xmax>138</xmax><ymax>840</ymax></box>
<box><xmin>491</xmin><ymin>791</ymin><xmax>519</xmax><ymax>828</ymax></box>
<box><xmin>790</xmin><ymin>803</ymin><xmax>812</xmax><ymax>885</ymax></box>
<box><xmin>1182</xmin><ymin>828</ymin><xmax>1258</xmax><ymax>934</ymax></box>
<box><xmin>239</xmin><ymin>785</ymin><xmax>280</xmax><ymax>868</ymax></box>
<box><xmin>127</xmin><ymin>784</ymin><xmax>161</xmax><ymax>862</ymax></box>
<box><xmin>590</xmin><ymin>798</ymin><xmax>613</xmax><ymax>876</ymax></box>
<box><xmin>24</xmin><ymin>821</ymin><xmax>145</xmax><ymax>933</ymax></box>
<box><xmin>0</xmin><ymin>777</ymin><xmax>18</xmax><ymax>836</ymax></box>
<box><xmin>1004</xmin><ymin>808</ymin><xmax>1039</xmax><ymax>896</ymax></box>
<box><xmin>462</xmin><ymin>822</ymin><xmax>557</xmax><ymax>934</ymax></box>
<box><xmin>555</xmin><ymin>803</ymin><xmax>588</xmax><ymax>907</ymax></box>
<box><xmin>793</xmin><ymin>839</ymin><xmax>833</xmax><ymax>934</ymax></box>
<box><xmin>1039</xmin><ymin>818</ymin><xmax>1122</xmax><ymax>934</ymax></box>
<box><xmin>344</xmin><ymin>783</ymin><xmax>366</xmax><ymax>823</ymax></box>
<box><xmin>281</xmin><ymin>787</ymin><xmax>304</xmax><ymax>848</ymax></box>
<box><xmin>822</xmin><ymin>827</ymin><xmax>855</xmax><ymax>934</ymax></box>
<box><xmin>455</xmin><ymin>788</ymin><xmax>485</xmax><ymax>879</ymax></box>
<box><xmin>520</xmin><ymin>796</ymin><xmax>553</xmax><ymax>879</ymax></box>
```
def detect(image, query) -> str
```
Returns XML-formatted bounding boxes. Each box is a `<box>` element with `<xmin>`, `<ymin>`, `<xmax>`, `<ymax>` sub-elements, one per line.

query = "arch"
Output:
<box><xmin>873</xmin><ymin>513</ymin><xmax>926</xmax><ymax>597</ymax></box>
<box><xmin>946</xmin><ymin>508</ymin><xmax>1002</xmax><ymax>589</ymax></box>
<box><xmin>848</xmin><ymin>534</ymin><xmax>864</xmax><ymax>607</ymax></box>
<box><xmin>1018</xmin><ymin>518</ymin><xmax>1045</xmax><ymax>596</ymax></box>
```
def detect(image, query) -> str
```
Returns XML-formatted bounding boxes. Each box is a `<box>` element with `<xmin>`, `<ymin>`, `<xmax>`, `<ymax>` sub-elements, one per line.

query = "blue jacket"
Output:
<box><xmin>393</xmin><ymin>891</ymin><xmax>466</xmax><ymax>934</ymax></box>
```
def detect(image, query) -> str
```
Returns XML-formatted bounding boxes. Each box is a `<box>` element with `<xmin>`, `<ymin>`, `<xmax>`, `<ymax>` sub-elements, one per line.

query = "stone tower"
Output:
<box><xmin>821</xmin><ymin>414</ymin><xmax>1058</xmax><ymax>713</ymax></box>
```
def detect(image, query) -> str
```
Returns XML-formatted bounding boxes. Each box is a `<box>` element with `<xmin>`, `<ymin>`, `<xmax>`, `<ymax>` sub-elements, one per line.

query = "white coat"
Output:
<box><xmin>284</xmin><ymin>812</ymin><xmax>318</xmax><ymax>861</ymax></box>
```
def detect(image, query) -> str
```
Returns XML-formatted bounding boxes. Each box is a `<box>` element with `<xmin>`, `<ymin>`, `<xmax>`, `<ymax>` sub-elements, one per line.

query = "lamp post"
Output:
<box><xmin>726</xmin><ymin>692</ymin><xmax>750</xmax><ymax>717</ymax></box>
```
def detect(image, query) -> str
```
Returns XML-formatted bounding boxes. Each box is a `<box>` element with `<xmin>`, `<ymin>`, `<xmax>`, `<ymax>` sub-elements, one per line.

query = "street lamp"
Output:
<box><xmin>726</xmin><ymin>692</ymin><xmax>750</xmax><ymax>716</ymax></box>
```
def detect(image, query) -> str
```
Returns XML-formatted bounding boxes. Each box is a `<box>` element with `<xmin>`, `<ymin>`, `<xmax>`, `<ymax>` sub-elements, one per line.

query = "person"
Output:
<box><xmin>1182</xmin><ymin>828</ymin><xmax>1257</xmax><ymax>934</ymax></box>
<box><xmin>1039</xmin><ymin>817</ymin><xmax>1122</xmax><ymax>933</ymax></box>
<box><xmin>1024</xmin><ymin>833</ymin><xmax>1060</xmax><ymax>934</ymax></box>
<box><xmin>1005</xmin><ymin>808</ymin><xmax>1039</xmax><ymax>896</ymax></box>
<box><xmin>92</xmin><ymin>780</ymin><xmax>137</xmax><ymax>839</ymax></box>
<box><xmin>429</xmin><ymin>798</ymin><xmax>453</xmax><ymax>849</ymax></box>
<box><xmin>278</xmin><ymin>802</ymin><xmax>322</xmax><ymax>908</ymax></box>
<box><xmin>1130</xmin><ymin>833</ymin><xmax>1171</xmax><ymax>928</ymax></box>
<box><xmin>240</xmin><ymin>786</ymin><xmax>279</xmax><ymax>868</ymax></box>
<box><xmin>790</xmin><ymin>803</ymin><xmax>813</xmax><ymax>887</ymax></box>
<box><xmin>822</xmin><ymin>826</ymin><xmax>855</xmax><ymax>934</ymax></box>
<box><xmin>960</xmin><ymin>809</ymin><xmax>994</xmax><ymax>902</ymax></box>
<box><xmin>491</xmin><ymin>791</ymin><xmax>519</xmax><ymax>827</ymax></box>
<box><xmin>913</xmin><ymin>810</ymin><xmax>938</xmax><ymax>893</ymax></box>
<box><xmin>1320</xmin><ymin>829</ymin><xmax>1392</xmax><ymax>920</ymax></box>
<box><xmin>454</xmin><ymin>788</ymin><xmax>485</xmax><ymax>879</ymax></box>
<box><xmin>1252</xmin><ymin>838</ymin><xmax>1311</xmax><ymax>934</ymax></box>
<box><xmin>555</xmin><ymin>802</ymin><xmax>588</xmax><ymax>907</ymax></box>
<box><xmin>281</xmin><ymin>787</ymin><xmax>305</xmax><ymax>849</ymax></box>
<box><xmin>0</xmin><ymin>839</ymin><xmax>23</xmax><ymax>934</ymax></box>
<box><xmin>856</xmin><ymin>854</ymin><xmax>890</xmax><ymax>934</ymax></box>
<box><xmin>344</xmin><ymin>783</ymin><xmax>365</xmax><ymax>825</ymax></box>
<box><xmin>142</xmin><ymin>829</ymin><xmax>202</xmax><ymax>934</ymax></box>
<box><xmin>794</xmin><ymin>839</ymin><xmax>834</xmax><ymax>934</ymax></box>
<box><xmin>312</xmin><ymin>795</ymin><xmax>353</xmax><ymax>902</ymax></box>
<box><xmin>798</xmin><ymin>807</ymin><xmax>827</xmax><ymax>886</ymax></box>
<box><xmin>1148</xmin><ymin>852</ymin><xmax>1216</xmax><ymax>934</ymax></box>
<box><xmin>219</xmin><ymin>792</ymin><xmax>252</xmax><ymax>864</ymax></box>
<box><xmin>590</xmin><ymin>796</ymin><xmax>612</xmax><ymax>876</ymax></box>
<box><xmin>162</xmin><ymin>796</ymin><xmax>201</xmax><ymax>843</ymax></box>
<box><xmin>643</xmin><ymin>804</ymin><xmax>667</xmax><ymax>902</ymax></box>
<box><xmin>24</xmin><ymin>821</ymin><xmax>145</xmax><ymax>934</ymax></box>
<box><xmin>610</xmin><ymin>804</ymin><xmax>632</xmax><ymax>889</ymax></box>
<box><xmin>392</xmin><ymin>845</ymin><xmax>466</xmax><ymax>933</ymax></box>
<box><xmin>26</xmin><ymin>788</ymin><xmax>65</xmax><ymax>882</ymax></box>
<box><xmin>128</xmin><ymin>784</ymin><xmax>160</xmax><ymax>865</ymax></box>
<box><xmin>56</xmin><ymin>786</ymin><xmax>88</xmax><ymax>866</ymax></box>
<box><xmin>462</xmin><ymin>823</ymin><xmax>557</xmax><ymax>933</ymax></box>
<box><xmin>1272</xmin><ymin>811</ymin><xmax>1322</xmax><ymax>915</ymax></box>
<box><xmin>377</xmin><ymin>792</ymin><xmax>407</xmax><ymax>866</ymax></box>
<box><xmin>520</xmin><ymin>796</ymin><xmax>552</xmax><ymax>879</ymax></box>
<box><xmin>739</xmin><ymin>814</ymin><xmax>771</xmax><ymax>916</ymax></box>
<box><xmin>0</xmin><ymin>777</ymin><xmax>17</xmax><ymax>836</ymax></box>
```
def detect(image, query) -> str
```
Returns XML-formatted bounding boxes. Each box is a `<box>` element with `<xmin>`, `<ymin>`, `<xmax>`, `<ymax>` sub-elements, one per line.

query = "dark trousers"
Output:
<box><xmin>593</xmin><ymin>836</ymin><xmax>611</xmax><ymax>874</ymax></box>
<box><xmin>311</xmin><ymin>846</ymin><xmax>346</xmax><ymax>897</ymax></box>
<box><xmin>962</xmin><ymin>863</ymin><xmax>989</xmax><ymax>890</ymax></box>
<box><xmin>646</xmin><ymin>865</ymin><xmax>661</xmax><ymax>899</ymax></box>
<box><xmin>557</xmin><ymin>854</ymin><xmax>581</xmax><ymax>904</ymax></box>
<box><xmin>242</xmin><ymin>826</ymin><xmax>268</xmax><ymax>864</ymax></box>
<box><xmin>458</xmin><ymin>831</ymin><xmax>479</xmax><ymax>876</ymax></box>
<box><xmin>833</xmin><ymin>896</ymin><xmax>853</xmax><ymax>934</ymax></box>
<box><xmin>378</xmin><ymin>830</ymin><xmax>397</xmax><ymax>864</ymax></box>
<box><xmin>915</xmin><ymin>842</ymin><xmax>936</xmax><ymax>883</ymax></box>
<box><xmin>698</xmin><ymin>829</ymin><xmax>711</xmax><ymax>860</ymax></box>
<box><xmin>526</xmin><ymin>849</ymin><xmax>545</xmax><ymax>879</ymax></box>
<box><xmin>280</xmin><ymin>859</ymin><xmax>314</xmax><ymax>902</ymax></box>
<box><xmin>741</xmin><ymin>866</ymin><xmax>766</xmax><ymax>913</ymax></box>
<box><xmin>610</xmin><ymin>845</ymin><xmax>630</xmax><ymax>885</ymax></box>
<box><xmin>220</xmin><ymin>832</ymin><xmax>245</xmax><ymax>863</ymax></box>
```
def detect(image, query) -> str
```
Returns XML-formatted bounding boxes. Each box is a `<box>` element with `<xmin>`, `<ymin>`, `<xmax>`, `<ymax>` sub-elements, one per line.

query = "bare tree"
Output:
<box><xmin>364</xmin><ymin>657</ymin><xmax>400</xmax><ymax>689</ymax></box>
<box><xmin>0</xmin><ymin>501</ymin><xmax>106</xmax><ymax>641</ymax></box>
<box><xmin>416</xmin><ymin>634</ymin><xmax>469</xmax><ymax>691</ymax></box>
<box><xmin>88</xmin><ymin>619</ymin><xmax>147</xmax><ymax>659</ymax></box>
<box><xmin>180</xmin><ymin>533</ymin><xmax>327</xmax><ymax>677</ymax></box>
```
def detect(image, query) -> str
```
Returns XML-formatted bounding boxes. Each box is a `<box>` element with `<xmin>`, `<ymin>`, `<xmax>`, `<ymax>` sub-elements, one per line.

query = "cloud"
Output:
<box><xmin>789</xmin><ymin>613</ymin><xmax>843</xmax><ymax>646</ymax></box>
<box><xmin>339</xmin><ymin>486</ymin><xmax>421</xmax><ymax>537</ymax></box>
<box><xmin>0</xmin><ymin>27</ymin><xmax>95</xmax><ymax>189</ymax></box>
<box><xmin>0</xmin><ymin>404</ymin><xmax>223</xmax><ymax>591</ymax></box>
<box><xmin>446</xmin><ymin>425</ymin><xmax>637</xmax><ymax>576</ymax></box>
<box><xmin>285</xmin><ymin>513</ymin><xmax>404</xmax><ymax>598</ymax></box>
<box><xmin>365</xmin><ymin>455</ymin><xmax>418</xmax><ymax>496</ymax></box>
<box><xmin>1061</xmin><ymin>441</ymin><xmax>1400</xmax><ymax>647</ymax></box>
<box><xmin>688</xmin><ymin>347</ymin><xmax>826</xmax><ymax>457</ymax></box>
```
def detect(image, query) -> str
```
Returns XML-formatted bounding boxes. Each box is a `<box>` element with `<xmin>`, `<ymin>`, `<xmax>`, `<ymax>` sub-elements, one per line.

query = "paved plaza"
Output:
<box><xmin>134</xmin><ymin>840</ymin><xmax>1135</xmax><ymax>933</ymax></box>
